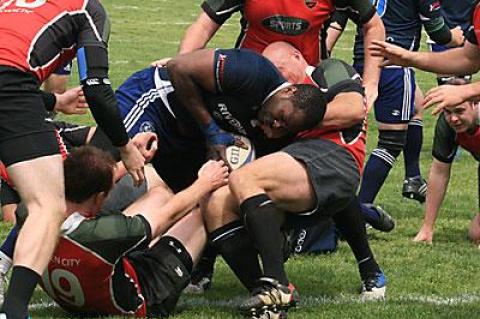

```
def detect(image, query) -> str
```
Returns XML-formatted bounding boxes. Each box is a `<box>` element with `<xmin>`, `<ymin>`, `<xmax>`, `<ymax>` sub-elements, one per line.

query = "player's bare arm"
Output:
<box><xmin>361</xmin><ymin>13</ymin><xmax>385</xmax><ymax>109</ymax></box>
<box><xmin>167</xmin><ymin>49</ymin><xmax>236</xmax><ymax>161</ymax></box>
<box><xmin>179</xmin><ymin>12</ymin><xmax>221</xmax><ymax>53</ymax></box>
<box><xmin>319</xmin><ymin>92</ymin><xmax>366</xmax><ymax>130</ymax></box>
<box><xmin>413</xmin><ymin>159</ymin><xmax>451</xmax><ymax>244</ymax></box>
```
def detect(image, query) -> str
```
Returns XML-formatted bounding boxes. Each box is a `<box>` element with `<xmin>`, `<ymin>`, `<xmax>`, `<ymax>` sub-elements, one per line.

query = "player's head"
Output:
<box><xmin>443</xmin><ymin>100</ymin><xmax>478</xmax><ymax>133</ymax></box>
<box><xmin>64</xmin><ymin>146</ymin><xmax>116</xmax><ymax>205</ymax></box>
<box><xmin>259</xmin><ymin>84</ymin><xmax>327</xmax><ymax>138</ymax></box>
<box><xmin>262</xmin><ymin>42</ymin><xmax>309</xmax><ymax>84</ymax></box>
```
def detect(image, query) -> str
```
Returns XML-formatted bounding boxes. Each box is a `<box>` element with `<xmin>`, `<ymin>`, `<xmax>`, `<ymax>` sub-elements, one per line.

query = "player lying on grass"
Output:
<box><xmin>14</xmin><ymin>146</ymin><xmax>228</xmax><ymax>317</ymax></box>
<box><xmin>413</xmin><ymin>99</ymin><xmax>480</xmax><ymax>244</ymax></box>
<box><xmin>200</xmin><ymin>43</ymin><xmax>386</xmax><ymax>319</ymax></box>
<box><xmin>0</xmin><ymin>120</ymin><xmax>160</xmax><ymax>305</ymax></box>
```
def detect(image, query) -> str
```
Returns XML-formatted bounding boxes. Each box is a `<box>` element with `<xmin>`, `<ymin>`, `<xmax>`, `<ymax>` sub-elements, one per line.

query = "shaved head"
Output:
<box><xmin>262</xmin><ymin>41</ymin><xmax>309</xmax><ymax>83</ymax></box>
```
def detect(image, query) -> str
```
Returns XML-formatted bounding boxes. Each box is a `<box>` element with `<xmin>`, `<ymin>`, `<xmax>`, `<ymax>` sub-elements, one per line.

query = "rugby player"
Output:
<box><xmin>413</xmin><ymin>100</ymin><xmax>480</xmax><ymax>244</ymax></box>
<box><xmin>329</xmin><ymin>0</ymin><xmax>464</xmax><ymax>225</ymax></box>
<box><xmin>200</xmin><ymin>45</ymin><xmax>386</xmax><ymax>318</ymax></box>
<box><xmin>370</xmin><ymin>3</ymin><xmax>480</xmax><ymax>112</ymax></box>
<box><xmin>0</xmin><ymin>1</ymin><xmax>145</xmax><ymax>317</ymax></box>
<box><xmin>15</xmin><ymin>146</ymin><xmax>228</xmax><ymax>317</ymax></box>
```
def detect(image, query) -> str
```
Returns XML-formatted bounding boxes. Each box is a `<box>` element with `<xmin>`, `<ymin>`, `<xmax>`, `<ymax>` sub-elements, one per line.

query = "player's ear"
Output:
<box><xmin>94</xmin><ymin>191</ymin><xmax>109</xmax><ymax>207</ymax></box>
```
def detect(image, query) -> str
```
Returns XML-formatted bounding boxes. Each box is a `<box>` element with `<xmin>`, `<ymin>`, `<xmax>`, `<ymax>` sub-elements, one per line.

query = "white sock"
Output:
<box><xmin>0</xmin><ymin>251</ymin><xmax>12</xmax><ymax>275</ymax></box>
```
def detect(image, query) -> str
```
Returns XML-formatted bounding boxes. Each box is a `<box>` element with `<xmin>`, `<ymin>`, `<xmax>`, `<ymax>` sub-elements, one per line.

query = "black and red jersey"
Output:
<box><xmin>202</xmin><ymin>0</ymin><xmax>375</xmax><ymax>65</ymax></box>
<box><xmin>297</xmin><ymin>59</ymin><xmax>367</xmax><ymax>171</ymax></box>
<box><xmin>0</xmin><ymin>0</ymin><xmax>109</xmax><ymax>82</ymax></box>
<box><xmin>432</xmin><ymin>113</ymin><xmax>480</xmax><ymax>163</ymax></box>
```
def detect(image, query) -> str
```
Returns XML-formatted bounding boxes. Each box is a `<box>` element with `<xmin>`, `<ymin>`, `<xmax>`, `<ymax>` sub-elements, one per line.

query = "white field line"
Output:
<box><xmin>30</xmin><ymin>293</ymin><xmax>480</xmax><ymax>311</ymax></box>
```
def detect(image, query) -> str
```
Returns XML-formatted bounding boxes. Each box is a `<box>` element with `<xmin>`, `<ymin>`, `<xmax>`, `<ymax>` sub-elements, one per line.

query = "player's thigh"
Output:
<box><xmin>229</xmin><ymin>151</ymin><xmax>315</xmax><ymax>213</ymax></box>
<box><xmin>374</xmin><ymin>67</ymin><xmax>416</xmax><ymax>125</ymax></box>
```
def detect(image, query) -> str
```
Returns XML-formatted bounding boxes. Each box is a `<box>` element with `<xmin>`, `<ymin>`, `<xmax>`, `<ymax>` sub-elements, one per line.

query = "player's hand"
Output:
<box><xmin>132</xmin><ymin>132</ymin><xmax>158</xmax><ymax>163</ymax></box>
<box><xmin>54</xmin><ymin>86</ymin><xmax>89</xmax><ymax>115</ymax></box>
<box><xmin>369</xmin><ymin>40</ymin><xmax>414</xmax><ymax>67</ymax></box>
<box><xmin>151</xmin><ymin>57</ymin><xmax>172</xmax><ymax>67</ymax></box>
<box><xmin>424</xmin><ymin>85</ymin><xmax>468</xmax><ymax>114</ymax></box>
<box><xmin>203</xmin><ymin>121</ymin><xmax>236</xmax><ymax>162</ymax></box>
<box><xmin>447</xmin><ymin>26</ymin><xmax>465</xmax><ymax>48</ymax></box>
<box><xmin>120</xmin><ymin>141</ymin><xmax>146</xmax><ymax>186</ymax></box>
<box><xmin>413</xmin><ymin>225</ymin><xmax>434</xmax><ymax>244</ymax></box>
<box><xmin>197</xmin><ymin>160</ymin><xmax>229</xmax><ymax>191</ymax></box>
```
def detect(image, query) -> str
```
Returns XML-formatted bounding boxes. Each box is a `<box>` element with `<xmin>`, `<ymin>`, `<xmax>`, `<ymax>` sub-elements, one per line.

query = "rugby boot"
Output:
<box><xmin>184</xmin><ymin>270</ymin><xmax>213</xmax><ymax>294</ymax></box>
<box><xmin>0</xmin><ymin>273</ymin><xmax>7</xmax><ymax>305</ymax></box>
<box><xmin>241</xmin><ymin>277</ymin><xmax>299</xmax><ymax>317</ymax></box>
<box><xmin>362</xmin><ymin>204</ymin><xmax>395</xmax><ymax>232</ymax></box>
<box><xmin>402</xmin><ymin>177</ymin><xmax>427</xmax><ymax>203</ymax></box>
<box><xmin>360</xmin><ymin>271</ymin><xmax>386</xmax><ymax>301</ymax></box>
<box><xmin>252</xmin><ymin>309</ymin><xmax>288</xmax><ymax>319</ymax></box>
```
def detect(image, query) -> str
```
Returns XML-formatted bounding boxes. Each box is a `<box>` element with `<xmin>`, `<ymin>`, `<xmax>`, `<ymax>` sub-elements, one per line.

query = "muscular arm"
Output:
<box><xmin>415</xmin><ymin>159</ymin><xmax>451</xmax><ymax>242</ymax></box>
<box><xmin>319</xmin><ymin>92</ymin><xmax>365</xmax><ymax>129</ymax></box>
<box><xmin>179</xmin><ymin>12</ymin><xmax>221</xmax><ymax>53</ymax></box>
<box><xmin>361</xmin><ymin>14</ymin><xmax>385</xmax><ymax>106</ymax></box>
<box><xmin>166</xmin><ymin>49</ymin><xmax>217</xmax><ymax>127</ymax></box>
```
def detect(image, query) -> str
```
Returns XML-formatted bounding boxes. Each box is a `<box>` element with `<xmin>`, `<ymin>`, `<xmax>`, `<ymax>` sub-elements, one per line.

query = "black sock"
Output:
<box><xmin>210</xmin><ymin>220</ymin><xmax>262</xmax><ymax>291</ymax></box>
<box><xmin>240</xmin><ymin>194</ymin><xmax>289</xmax><ymax>286</ymax></box>
<box><xmin>192</xmin><ymin>243</ymin><xmax>217</xmax><ymax>279</ymax></box>
<box><xmin>2</xmin><ymin>266</ymin><xmax>41</xmax><ymax>319</ymax></box>
<box><xmin>332</xmin><ymin>198</ymin><xmax>380</xmax><ymax>279</ymax></box>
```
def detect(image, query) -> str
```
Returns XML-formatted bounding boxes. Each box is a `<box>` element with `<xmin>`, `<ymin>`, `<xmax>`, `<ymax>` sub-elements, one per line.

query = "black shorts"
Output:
<box><xmin>0</xmin><ymin>66</ymin><xmax>59</xmax><ymax>166</ymax></box>
<box><xmin>0</xmin><ymin>180</ymin><xmax>20</xmax><ymax>205</ymax></box>
<box><xmin>127</xmin><ymin>236</ymin><xmax>193</xmax><ymax>317</ymax></box>
<box><xmin>282</xmin><ymin>138</ymin><xmax>360</xmax><ymax>217</ymax></box>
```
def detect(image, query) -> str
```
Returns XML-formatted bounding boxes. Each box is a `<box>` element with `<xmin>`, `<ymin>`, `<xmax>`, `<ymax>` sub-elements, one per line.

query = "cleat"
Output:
<box><xmin>360</xmin><ymin>271</ymin><xmax>386</xmax><ymax>301</ymax></box>
<box><xmin>241</xmin><ymin>277</ymin><xmax>299</xmax><ymax>316</ymax></box>
<box><xmin>363</xmin><ymin>204</ymin><xmax>395</xmax><ymax>232</ymax></box>
<box><xmin>184</xmin><ymin>271</ymin><xmax>212</xmax><ymax>294</ymax></box>
<box><xmin>402</xmin><ymin>177</ymin><xmax>427</xmax><ymax>203</ymax></box>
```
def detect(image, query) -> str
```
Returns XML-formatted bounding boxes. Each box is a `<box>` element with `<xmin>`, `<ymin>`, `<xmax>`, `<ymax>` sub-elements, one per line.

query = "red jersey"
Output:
<box><xmin>472</xmin><ymin>3</ymin><xmax>480</xmax><ymax>46</ymax></box>
<box><xmin>40</xmin><ymin>213</ymin><xmax>149</xmax><ymax>317</ymax></box>
<box><xmin>0</xmin><ymin>0</ymin><xmax>109</xmax><ymax>82</ymax></box>
<box><xmin>298</xmin><ymin>62</ymin><xmax>367</xmax><ymax>171</ymax></box>
<box><xmin>202</xmin><ymin>0</ymin><xmax>376</xmax><ymax>65</ymax></box>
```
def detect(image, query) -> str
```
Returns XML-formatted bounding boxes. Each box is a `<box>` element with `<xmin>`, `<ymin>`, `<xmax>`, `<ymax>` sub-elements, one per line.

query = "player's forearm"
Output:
<box><xmin>179</xmin><ymin>12</ymin><xmax>220</xmax><ymax>53</ymax></box>
<box><xmin>319</xmin><ymin>92</ymin><xmax>365</xmax><ymax>129</ymax></box>
<box><xmin>423</xmin><ymin>161</ymin><xmax>451</xmax><ymax>228</ymax></box>
<box><xmin>409</xmin><ymin>46</ymin><xmax>480</xmax><ymax>75</ymax></box>
<box><xmin>361</xmin><ymin>14</ymin><xmax>385</xmax><ymax>89</ymax></box>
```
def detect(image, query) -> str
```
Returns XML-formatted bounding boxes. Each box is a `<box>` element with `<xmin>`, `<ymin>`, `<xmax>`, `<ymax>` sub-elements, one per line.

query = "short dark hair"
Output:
<box><xmin>64</xmin><ymin>146</ymin><xmax>116</xmax><ymax>203</ymax></box>
<box><xmin>290</xmin><ymin>84</ymin><xmax>327</xmax><ymax>131</ymax></box>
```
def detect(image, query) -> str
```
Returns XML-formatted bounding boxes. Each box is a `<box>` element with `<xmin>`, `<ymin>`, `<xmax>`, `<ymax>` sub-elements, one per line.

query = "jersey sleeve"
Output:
<box><xmin>418</xmin><ymin>0</ymin><xmax>452</xmax><ymax>46</ymax></box>
<box><xmin>213</xmin><ymin>49</ymin><xmax>287</xmax><ymax>104</ymax></box>
<box><xmin>311</xmin><ymin>58</ymin><xmax>364</xmax><ymax>102</ymax></box>
<box><xmin>201</xmin><ymin>0</ymin><xmax>243</xmax><ymax>25</ymax></box>
<box><xmin>432</xmin><ymin>113</ymin><xmax>458</xmax><ymax>163</ymax></box>
<box><xmin>71</xmin><ymin>213</ymin><xmax>152</xmax><ymax>264</ymax></box>
<box><xmin>334</xmin><ymin>0</ymin><xmax>376</xmax><ymax>25</ymax></box>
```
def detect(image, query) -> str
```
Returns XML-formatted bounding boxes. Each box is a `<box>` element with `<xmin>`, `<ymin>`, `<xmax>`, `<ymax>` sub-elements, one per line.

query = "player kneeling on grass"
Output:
<box><xmin>15</xmin><ymin>146</ymin><xmax>228</xmax><ymax>318</ymax></box>
<box><xmin>414</xmin><ymin>99</ymin><xmax>480</xmax><ymax>244</ymax></box>
<box><xmin>202</xmin><ymin>56</ymin><xmax>386</xmax><ymax>318</ymax></box>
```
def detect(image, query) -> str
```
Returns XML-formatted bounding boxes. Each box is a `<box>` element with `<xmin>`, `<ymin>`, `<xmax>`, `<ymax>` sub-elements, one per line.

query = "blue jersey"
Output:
<box><xmin>440</xmin><ymin>0</ymin><xmax>475</xmax><ymax>31</ymax></box>
<box><xmin>353</xmin><ymin>0</ymin><xmax>446</xmax><ymax>64</ymax></box>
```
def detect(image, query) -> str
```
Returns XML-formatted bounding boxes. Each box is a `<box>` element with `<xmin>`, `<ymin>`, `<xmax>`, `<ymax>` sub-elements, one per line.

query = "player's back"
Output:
<box><xmin>354</xmin><ymin>0</ymin><xmax>425</xmax><ymax>64</ymax></box>
<box><xmin>0</xmin><ymin>0</ymin><xmax>103</xmax><ymax>82</ymax></box>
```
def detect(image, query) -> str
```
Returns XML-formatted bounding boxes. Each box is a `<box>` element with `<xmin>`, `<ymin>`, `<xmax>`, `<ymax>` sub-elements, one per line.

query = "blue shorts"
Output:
<box><xmin>116</xmin><ymin>67</ymin><xmax>206</xmax><ymax>192</ymax></box>
<box><xmin>355</xmin><ymin>65</ymin><xmax>415</xmax><ymax>124</ymax></box>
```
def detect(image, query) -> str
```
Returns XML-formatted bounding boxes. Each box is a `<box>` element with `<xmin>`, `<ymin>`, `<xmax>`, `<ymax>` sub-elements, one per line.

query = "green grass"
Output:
<box><xmin>16</xmin><ymin>0</ymin><xmax>480</xmax><ymax>318</ymax></box>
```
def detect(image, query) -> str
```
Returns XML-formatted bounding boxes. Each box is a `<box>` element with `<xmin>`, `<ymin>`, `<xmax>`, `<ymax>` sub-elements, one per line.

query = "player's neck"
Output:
<box><xmin>65</xmin><ymin>199</ymin><xmax>99</xmax><ymax>218</ymax></box>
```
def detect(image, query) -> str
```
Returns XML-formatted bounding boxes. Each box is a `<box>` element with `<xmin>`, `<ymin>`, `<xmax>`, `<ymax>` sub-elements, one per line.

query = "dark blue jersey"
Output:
<box><xmin>440</xmin><ymin>0</ymin><xmax>475</xmax><ymax>31</ymax></box>
<box><xmin>353</xmin><ymin>0</ymin><xmax>448</xmax><ymax>64</ymax></box>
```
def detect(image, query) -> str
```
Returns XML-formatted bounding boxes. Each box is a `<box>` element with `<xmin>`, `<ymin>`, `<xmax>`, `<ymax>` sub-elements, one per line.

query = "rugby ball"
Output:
<box><xmin>226</xmin><ymin>135</ymin><xmax>256</xmax><ymax>170</ymax></box>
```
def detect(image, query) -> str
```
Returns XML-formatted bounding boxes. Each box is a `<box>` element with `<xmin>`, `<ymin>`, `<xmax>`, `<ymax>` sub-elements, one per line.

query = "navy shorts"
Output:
<box><xmin>355</xmin><ymin>64</ymin><xmax>415</xmax><ymax>124</ymax></box>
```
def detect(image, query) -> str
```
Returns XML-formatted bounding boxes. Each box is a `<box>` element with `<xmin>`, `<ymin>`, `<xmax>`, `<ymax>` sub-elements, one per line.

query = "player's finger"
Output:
<box><xmin>431</xmin><ymin>104</ymin><xmax>444</xmax><ymax>116</ymax></box>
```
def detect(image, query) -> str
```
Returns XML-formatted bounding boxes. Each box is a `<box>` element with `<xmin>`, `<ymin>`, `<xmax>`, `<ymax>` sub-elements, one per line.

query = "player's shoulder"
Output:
<box><xmin>313</xmin><ymin>58</ymin><xmax>361</xmax><ymax>87</ymax></box>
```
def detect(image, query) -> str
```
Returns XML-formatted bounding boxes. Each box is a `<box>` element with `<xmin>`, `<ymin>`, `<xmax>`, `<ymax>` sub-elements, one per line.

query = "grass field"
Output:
<box><xmin>8</xmin><ymin>0</ymin><xmax>480</xmax><ymax>318</ymax></box>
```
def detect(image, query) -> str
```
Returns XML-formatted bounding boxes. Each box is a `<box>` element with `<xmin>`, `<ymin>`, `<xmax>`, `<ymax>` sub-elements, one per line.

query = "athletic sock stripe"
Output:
<box><xmin>409</xmin><ymin>119</ymin><xmax>424</xmax><ymax>127</ymax></box>
<box><xmin>211</xmin><ymin>225</ymin><xmax>245</xmax><ymax>243</ymax></box>
<box><xmin>372</xmin><ymin>149</ymin><xmax>396</xmax><ymax>167</ymax></box>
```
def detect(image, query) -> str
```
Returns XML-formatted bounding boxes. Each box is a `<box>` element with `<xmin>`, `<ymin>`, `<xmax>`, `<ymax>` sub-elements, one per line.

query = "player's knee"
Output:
<box><xmin>228</xmin><ymin>169</ymin><xmax>256</xmax><ymax>201</ymax></box>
